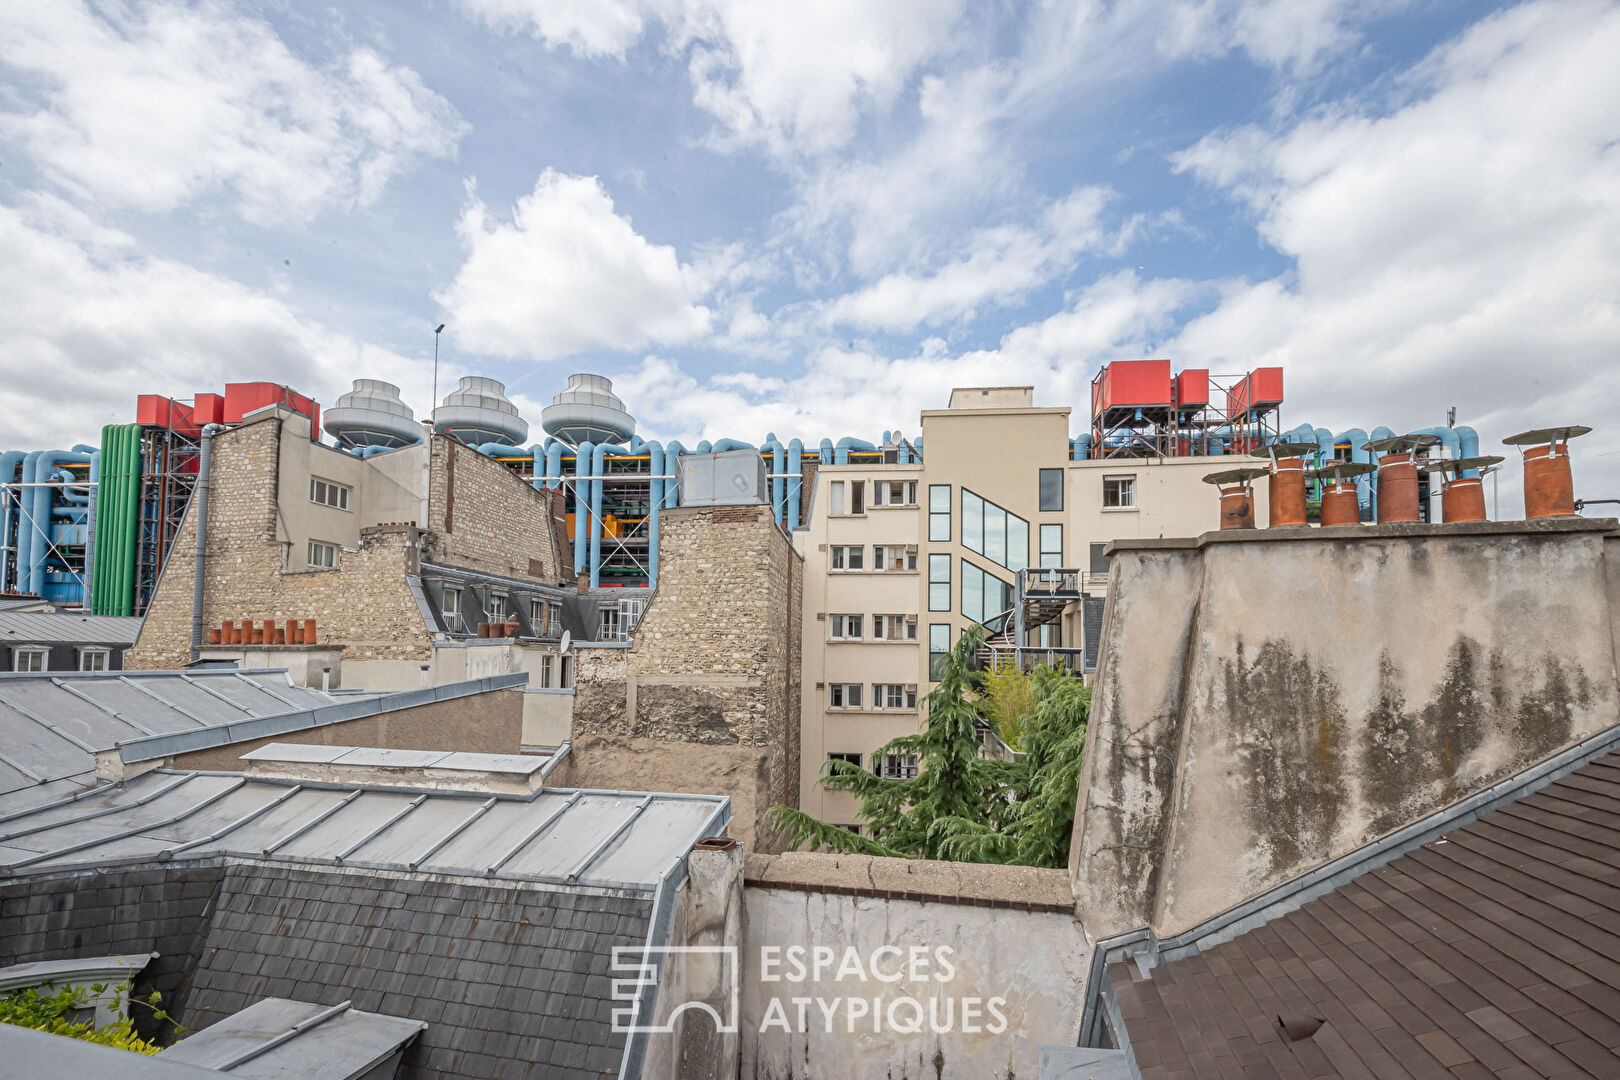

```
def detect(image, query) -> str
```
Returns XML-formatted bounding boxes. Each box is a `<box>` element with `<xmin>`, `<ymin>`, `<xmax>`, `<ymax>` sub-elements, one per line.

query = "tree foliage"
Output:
<box><xmin>0</xmin><ymin>981</ymin><xmax>175</xmax><ymax>1054</ymax></box>
<box><xmin>766</xmin><ymin>626</ymin><xmax>1089</xmax><ymax>868</ymax></box>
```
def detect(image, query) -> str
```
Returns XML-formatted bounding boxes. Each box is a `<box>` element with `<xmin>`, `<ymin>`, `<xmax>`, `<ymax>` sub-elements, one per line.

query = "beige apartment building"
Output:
<box><xmin>795</xmin><ymin>386</ymin><xmax>1269</xmax><ymax>827</ymax></box>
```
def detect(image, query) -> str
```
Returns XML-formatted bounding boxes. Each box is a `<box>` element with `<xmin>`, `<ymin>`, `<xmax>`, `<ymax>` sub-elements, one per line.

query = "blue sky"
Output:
<box><xmin>2</xmin><ymin>0</ymin><xmax>1617</xmax><ymax>496</ymax></box>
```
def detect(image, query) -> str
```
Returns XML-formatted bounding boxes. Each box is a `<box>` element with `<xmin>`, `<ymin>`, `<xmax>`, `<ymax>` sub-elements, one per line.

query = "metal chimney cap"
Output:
<box><xmin>1503</xmin><ymin>425</ymin><xmax>1592</xmax><ymax>445</ymax></box>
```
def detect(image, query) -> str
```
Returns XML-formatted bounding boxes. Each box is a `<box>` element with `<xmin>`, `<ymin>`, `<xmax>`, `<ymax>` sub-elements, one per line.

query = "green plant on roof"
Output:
<box><xmin>0</xmin><ymin>980</ymin><xmax>180</xmax><ymax>1054</ymax></box>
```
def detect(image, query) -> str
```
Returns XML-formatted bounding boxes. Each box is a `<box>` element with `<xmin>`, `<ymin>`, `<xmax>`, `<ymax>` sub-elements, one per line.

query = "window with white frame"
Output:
<box><xmin>443</xmin><ymin>586</ymin><xmax>462</xmax><ymax>621</ymax></box>
<box><xmin>873</xmin><ymin>683</ymin><xmax>917</xmax><ymax>709</ymax></box>
<box><xmin>928</xmin><ymin>554</ymin><xmax>950</xmax><ymax>611</ymax></box>
<box><xmin>830</xmin><ymin>481</ymin><xmax>844</xmax><ymax>516</ymax></box>
<box><xmin>1040</xmin><ymin>524</ymin><xmax>1063</xmax><ymax>569</ymax></box>
<box><xmin>487</xmin><ymin>593</ymin><xmax>506</xmax><ymax>622</ymax></box>
<box><xmin>12</xmin><ymin>648</ymin><xmax>47</xmax><ymax>673</ymax></box>
<box><xmin>872</xmin><ymin>480</ymin><xmax>916</xmax><ymax>506</ymax></box>
<box><xmin>78</xmin><ymin>648</ymin><xmax>109</xmax><ymax>672</ymax></box>
<box><xmin>1103</xmin><ymin>475</ymin><xmax>1136</xmax><ymax>508</ymax></box>
<box><xmin>928</xmin><ymin>484</ymin><xmax>951</xmax><ymax>542</ymax></box>
<box><xmin>530</xmin><ymin>597</ymin><xmax>545</xmax><ymax>627</ymax></box>
<box><xmin>830</xmin><ymin>545</ymin><xmax>864</xmax><ymax>571</ymax></box>
<box><xmin>873</xmin><ymin>544</ymin><xmax>917</xmax><ymax>571</ymax></box>
<box><xmin>828</xmin><ymin>683</ymin><xmax>863</xmax><ymax>708</ymax></box>
<box><xmin>309</xmin><ymin>477</ymin><xmax>350</xmax><ymax>510</ymax></box>
<box><xmin>872</xmin><ymin>614</ymin><xmax>917</xmax><ymax>641</ymax></box>
<box><xmin>829</xmin><ymin>614</ymin><xmax>863</xmax><ymax>640</ymax></box>
<box><xmin>881</xmin><ymin>753</ymin><xmax>919</xmax><ymax>779</ymax></box>
<box><xmin>599</xmin><ymin>606</ymin><xmax>623</xmax><ymax>642</ymax></box>
<box><xmin>540</xmin><ymin>654</ymin><xmax>555</xmax><ymax>688</ymax></box>
<box><xmin>308</xmin><ymin>540</ymin><xmax>339</xmax><ymax>569</ymax></box>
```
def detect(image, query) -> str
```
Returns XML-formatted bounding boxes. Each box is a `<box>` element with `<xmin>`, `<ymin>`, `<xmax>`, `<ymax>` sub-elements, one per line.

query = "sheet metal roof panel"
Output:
<box><xmin>2</xmin><ymin>678</ymin><xmax>153</xmax><ymax>743</ymax></box>
<box><xmin>0</xmin><ymin>707</ymin><xmax>80</xmax><ymax>780</ymax></box>
<box><xmin>345</xmin><ymin>796</ymin><xmax>482</xmax><ymax>865</ymax></box>
<box><xmin>0</xmin><ymin>775</ymin><xmax>243</xmax><ymax>853</ymax></box>
<box><xmin>272</xmin><ymin>791</ymin><xmax>423</xmax><ymax>860</ymax></box>
<box><xmin>501</xmin><ymin>793</ymin><xmax>642</xmax><ymax>878</ymax></box>
<box><xmin>240</xmin><ymin>743</ymin><xmax>355</xmax><ymax>764</ymax></box>
<box><xmin>330</xmin><ymin>747</ymin><xmax>447</xmax><ymax>768</ymax></box>
<box><xmin>206</xmin><ymin>674</ymin><xmax>310</xmax><ymax>712</ymax></box>
<box><xmin>67</xmin><ymin>679</ymin><xmax>209</xmax><ymax>733</ymax></box>
<box><xmin>128</xmin><ymin>676</ymin><xmax>254</xmax><ymax>722</ymax></box>
<box><xmin>186</xmin><ymin>787</ymin><xmax>355</xmax><ymax>856</ymax></box>
<box><xmin>0</xmin><ymin>611</ymin><xmax>142</xmax><ymax>645</ymax></box>
<box><xmin>418</xmin><ymin>795</ymin><xmax>566</xmax><ymax>873</ymax></box>
<box><xmin>159</xmin><ymin>997</ymin><xmax>426</xmax><ymax>1079</ymax></box>
<box><xmin>586</xmin><ymin>799</ymin><xmax>720</xmax><ymax>885</ymax></box>
<box><xmin>432</xmin><ymin>751</ymin><xmax>548</xmax><ymax>775</ymax></box>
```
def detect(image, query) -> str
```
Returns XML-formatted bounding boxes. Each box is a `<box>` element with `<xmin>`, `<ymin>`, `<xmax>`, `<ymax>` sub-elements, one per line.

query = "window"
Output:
<box><xmin>872</xmin><ymin>614</ymin><xmax>917</xmax><ymax>641</ymax></box>
<box><xmin>873</xmin><ymin>684</ymin><xmax>917</xmax><ymax>709</ymax></box>
<box><xmin>830</xmin><ymin>545</ymin><xmax>864</xmax><ymax>571</ymax></box>
<box><xmin>873</xmin><ymin>545</ymin><xmax>917</xmax><ymax>571</ymax></box>
<box><xmin>828</xmin><ymin>752</ymin><xmax>864</xmax><ymax>771</ymax></box>
<box><xmin>1039</xmin><ymin>468</ymin><xmax>1064</xmax><ymax>512</ymax></box>
<box><xmin>881</xmin><ymin>753</ymin><xmax>919</xmax><ymax>780</ymax></box>
<box><xmin>1103</xmin><ymin>475</ymin><xmax>1136</xmax><ymax>509</ymax></box>
<box><xmin>443</xmin><ymin>586</ymin><xmax>462</xmax><ymax>621</ymax></box>
<box><xmin>1089</xmin><ymin>542</ymin><xmax>1111</xmax><ymax>575</ymax></box>
<box><xmin>929</xmin><ymin>624</ymin><xmax>950</xmax><ymax>680</ymax></box>
<box><xmin>961</xmin><ymin>560</ymin><xmax>1014</xmax><ymax>624</ymax></box>
<box><xmin>309</xmin><ymin>477</ymin><xmax>350</xmax><ymax>510</ymax></box>
<box><xmin>928</xmin><ymin>555</ymin><xmax>951</xmax><ymax>611</ymax></box>
<box><xmin>872</xmin><ymin>480</ymin><xmax>916</xmax><ymax>506</ymax></box>
<box><xmin>928</xmin><ymin>485</ymin><xmax>951</xmax><ymax>542</ymax></box>
<box><xmin>961</xmin><ymin>488</ymin><xmax>1029</xmax><ymax>571</ymax></box>
<box><xmin>13</xmin><ymin>648</ymin><xmax>47</xmax><ymax>673</ymax></box>
<box><xmin>829</xmin><ymin>614</ymin><xmax>863</xmax><ymax>640</ymax></box>
<box><xmin>599</xmin><ymin>606</ymin><xmax>622</xmax><ymax>642</ymax></box>
<box><xmin>851</xmin><ymin>481</ymin><xmax>865</xmax><ymax>514</ymax></box>
<box><xmin>308</xmin><ymin>540</ymin><xmax>339</xmax><ymax>568</ymax></box>
<box><xmin>829</xmin><ymin>683</ymin><xmax>863</xmax><ymax>708</ymax></box>
<box><xmin>487</xmin><ymin>593</ymin><xmax>506</xmax><ymax>622</ymax></box>
<box><xmin>78</xmin><ymin>648</ymin><xmax>109</xmax><ymax>672</ymax></box>
<box><xmin>830</xmin><ymin>481</ymin><xmax>844</xmax><ymax>516</ymax></box>
<box><xmin>1040</xmin><ymin>524</ymin><xmax>1063</xmax><ymax>569</ymax></box>
<box><xmin>540</xmin><ymin>654</ymin><xmax>555</xmax><ymax>688</ymax></box>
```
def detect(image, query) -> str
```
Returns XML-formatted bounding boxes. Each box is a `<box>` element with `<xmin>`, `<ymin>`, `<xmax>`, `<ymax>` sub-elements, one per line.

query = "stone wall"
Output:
<box><xmin>1071</xmin><ymin>518</ymin><xmax>1620</xmax><ymax>939</ymax></box>
<box><xmin>126</xmin><ymin>412</ymin><xmax>572</xmax><ymax>671</ymax></box>
<box><xmin>740</xmin><ymin>852</ymin><xmax>1087</xmax><ymax>1080</ymax></box>
<box><xmin>568</xmin><ymin>505</ymin><xmax>803</xmax><ymax>849</ymax></box>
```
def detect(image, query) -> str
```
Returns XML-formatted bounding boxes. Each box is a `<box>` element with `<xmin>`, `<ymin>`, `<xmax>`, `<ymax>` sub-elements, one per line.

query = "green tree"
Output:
<box><xmin>766</xmin><ymin>626</ymin><xmax>1089</xmax><ymax>868</ymax></box>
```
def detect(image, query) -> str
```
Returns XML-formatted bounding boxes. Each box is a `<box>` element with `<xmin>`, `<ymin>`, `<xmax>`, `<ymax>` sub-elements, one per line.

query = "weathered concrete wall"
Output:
<box><xmin>127</xmin><ymin>412</ymin><xmax>572</xmax><ymax>671</ymax></box>
<box><xmin>159</xmin><ymin>687</ymin><xmax>524</xmax><ymax>771</ymax></box>
<box><xmin>1072</xmin><ymin>518</ymin><xmax>1620</xmax><ymax>939</ymax></box>
<box><xmin>570</xmin><ymin>505</ymin><xmax>803</xmax><ymax>849</ymax></box>
<box><xmin>740</xmin><ymin>853</ymin><xmax>1087</xmax><ymax>1080</ymax></box>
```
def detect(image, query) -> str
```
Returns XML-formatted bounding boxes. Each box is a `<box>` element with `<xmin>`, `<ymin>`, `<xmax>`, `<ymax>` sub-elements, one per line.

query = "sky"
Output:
<box><xmin>1</xmin><ymin>0</ymin><xmax>1617</xmax><ymax>504</ymax></box>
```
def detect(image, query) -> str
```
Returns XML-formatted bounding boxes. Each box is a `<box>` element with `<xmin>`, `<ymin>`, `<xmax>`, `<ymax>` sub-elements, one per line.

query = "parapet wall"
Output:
<box><xmin>1071</xmin><ymin>518</ymin><xmax>1620</xmax><ymax>939</ymax></box>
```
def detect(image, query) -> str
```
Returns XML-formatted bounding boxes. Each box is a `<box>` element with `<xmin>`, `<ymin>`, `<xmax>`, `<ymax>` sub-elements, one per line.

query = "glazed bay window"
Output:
<box><xmin>873</xmin><ymin>684</ymin><xmax>917</xmax><ymax>710</ymax></box>
<box><xmin>78</xmin><ymin>648</ymin><xmax>110</xmax><ymax>672</ymax></box>
<box><xmin>829</xmin><ymin>614</ymin><xmax>863</xmax><ymax>640</ymax></box>
<box><xmin>874</xmin><ymin>544</ymin><xmax>917</xmax><ymax>571</ymax></box>
<box><xmin>882</xmin><ymin>753</ymin><xmax>919</xmax><ymax>780</ymax></box>
<box><xmin>961</xmin><ymin>488</ymin><xmax>1029</xmax><ymax>571</ymax></box>
<box><xmin>872</xmin><ymin>480</ymin><xmax>916</xmax><ymax>507</ymax></box>
<box><xmin>829</xmin><ymin>683</ymin><xmax>863</xmax><ymax>708</ymax></box>
<box><xmin>1103</xmin><ymin>475</ymin><xmax>1136</xmax><ymax>509</ymax></box>
<box><xmin>830</xmin><ymin>545</ymin><xmax>864</xmax><ymax>571</ymax></box>
<box><xmin>929</xmin><ymin>623</ymin><xmax>950</xmax><ymax>680</ymax></box>
<box><xmin>308</xmin><ymin>540</ymin><xmax>339</xmax><ymax>569</ymax></box>
<box><xmin>872</xmin><ymin>614</ymin><xmax>917</xmax><ymax>641</ymax></box>
<box><xmin>928</xmin><ymin>555</ymin><xmax>951</xmax><ymax>611</ymax></box>
<box><xmin>928</xmin><ymin>484</ymin><xmax>951</xmax><ymax>542</ymax></box>
<box><xmin>1040</xmin><ymin>524</ymin><xmax>1063</xmax><ymax>569</ymax></box>
<box><xmin>310</xmin><ymin>476</ymin><xmax>350</xmax><ymax>510</ymax></box>
<box><xmin>13</xmin><ymin>647</ymin><xmax>47</xmax><ymax>672</ymax></box>
<box><xmin>961</xmin><ymin>560</ymin><xmax>1014</xmax><ymax>624</ymax></box>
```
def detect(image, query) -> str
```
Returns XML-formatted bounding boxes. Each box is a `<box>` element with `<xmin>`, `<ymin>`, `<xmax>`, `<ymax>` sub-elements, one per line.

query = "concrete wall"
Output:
<box><xmin>569</xmin><ymin>505</ymin><xmax>802</xmax><ymax>850</ymax></box>
<box><xmin>740</xmin><ymin>852</ymin><xmax>1087</xmax><ymax>1080</ymax></box>
<box><xmin>1071</xmin><ymin>518</ymin><xmax>1620</xmax><ymax>939</ymax></box>
<box><xmin>157</xmin><ymin>687</ymin><xmax>525</xmax><ymax>771</ymax></box>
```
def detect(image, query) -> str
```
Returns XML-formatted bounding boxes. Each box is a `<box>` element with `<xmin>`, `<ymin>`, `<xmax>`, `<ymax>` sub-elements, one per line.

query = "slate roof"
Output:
<box><xmin>0</xmin><ymin>609</ymin><xmax>143</xmax><ymax>645</ymax></box>
<box><xmin>0</xmin><ymin>769</ymin><xmax>728</xmax><ymax>890</ymax></box>
<box><xmin>186</xmin><ymin>863</ymin><xmax>651</xmax><ymax>1079</ymax></box>
<box><xmin>1109</xmin><ymin>750</ymin><xmax>1620</xmax><ymax>1079</ymax></box>
<box><xmin>0</xmin><ymin>670</ymin><xmax>334</xmax><ymax>811</ymax></box>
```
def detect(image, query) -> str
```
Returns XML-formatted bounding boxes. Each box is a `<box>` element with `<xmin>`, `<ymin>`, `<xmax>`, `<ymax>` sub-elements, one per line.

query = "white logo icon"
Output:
<box><xmin>611</xmin><ymin>945</ymin><xmax>740</xmax><ymax>1034</ymax></box>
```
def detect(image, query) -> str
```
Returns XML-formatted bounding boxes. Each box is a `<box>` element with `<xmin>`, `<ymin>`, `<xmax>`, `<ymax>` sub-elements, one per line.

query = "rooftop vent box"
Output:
<box><xmin>678</xmin><ymin>449</ymin><xmax>767</xmax><ymax>507</ymax></box>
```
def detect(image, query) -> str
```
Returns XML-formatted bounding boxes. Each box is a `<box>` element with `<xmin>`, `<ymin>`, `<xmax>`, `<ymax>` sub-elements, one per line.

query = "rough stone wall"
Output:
<box><xmin>1071</xmin><ymin>519</ymin><xmax>1620</xmax><ymax>939</ymax></box>
<box><xmin>740</xmin><ymin>853</ymin><xmax>1087</xmax><ymax>1080</ymax></box>
<box><xmin>569</xmin><ymin>505</ymin><xmax>803</xmax><ymax>848</ymax></box>
<box><xmin>425</xmin><ymin>437</ymin><xmax>572</xmax><ymax>585</ymax></box>
<box><xmin>127</xmin><ymin>416</ymin><xmax>573</xmax><ymax>671</ymax></box>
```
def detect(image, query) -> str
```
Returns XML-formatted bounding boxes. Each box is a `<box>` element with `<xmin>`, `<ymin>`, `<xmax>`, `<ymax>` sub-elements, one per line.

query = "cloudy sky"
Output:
<box><xmin>2</xmin><ymin>0</ymin><xmax>1617</xmax><ymax>501</ymax></box>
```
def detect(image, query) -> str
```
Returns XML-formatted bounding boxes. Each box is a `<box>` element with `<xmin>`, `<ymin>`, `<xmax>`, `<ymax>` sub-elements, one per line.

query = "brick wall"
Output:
<box><xmin>569</xmin><ymin>504</ymin><xmax>802</xmax><ymax>849</ymax></box>
<box><xmin>126</xmin><ymin>415</ymin><xmax>572</xmax><ymax>671</ymax></box>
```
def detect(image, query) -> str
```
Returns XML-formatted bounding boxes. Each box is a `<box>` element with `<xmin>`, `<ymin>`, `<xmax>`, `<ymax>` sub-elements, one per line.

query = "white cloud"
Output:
<box><xmin>1168</xmin><ymin>0</ymin><xmax>1620</xmax><ymax>497</ymax></box>
<box><xmin>0</xmin><ymin>197</ymin><xmax>430</xmax><ymax>448</ymax></box>
<box><xmin>452</xmin><ymin>0</ymin><xmax>651</xmax><ymax>58</ymax></box>
<box><xmin>819</xmin><ymin>186</ymin><xmax>1130</xmax><ymax>332</ymax></box>
<box><xmin>0</xmin><ymin>1</ymin><xmax>465</xmax><ymax>225</ymax></box>
<box><xmin>435</xmin><ymin>171</ymin><xmax>713</xmax><ymax>361</ymax></box>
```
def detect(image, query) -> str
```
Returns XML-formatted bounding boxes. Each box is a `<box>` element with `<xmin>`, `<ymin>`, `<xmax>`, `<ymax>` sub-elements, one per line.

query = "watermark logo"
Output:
<box><xmin>611</xmin><ymin>945</ymin><xmax>740</xmax><ymax>1034</ymax></box>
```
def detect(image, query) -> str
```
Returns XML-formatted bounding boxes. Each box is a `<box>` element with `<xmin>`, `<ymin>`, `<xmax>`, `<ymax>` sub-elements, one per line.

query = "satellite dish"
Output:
<box><xmin>559</xmin><ymin>630</ymin><xmax>572</xmax><ymax>655</ymax></box>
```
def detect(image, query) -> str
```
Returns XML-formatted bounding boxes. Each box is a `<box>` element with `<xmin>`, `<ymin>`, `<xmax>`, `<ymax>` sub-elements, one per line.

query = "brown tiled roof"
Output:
<box><xmin>1110</xmin><ymin>751</ymin><xmax>1620</xmax><ymax>1079</ymax></box>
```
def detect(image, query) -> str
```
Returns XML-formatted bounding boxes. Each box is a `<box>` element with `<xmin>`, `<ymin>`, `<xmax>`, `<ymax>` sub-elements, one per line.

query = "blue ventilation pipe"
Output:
<box><xmin>0</xmin><ymin>451</ymin><xmax>24</xmax><ymax>593</ymax></box>
<box><xmin>646</xmin><ymin>441</ymin><xmax>663</xmax><ymax>589</ymax></box>
<box><xmin>28</xmin><ymin>450</ymin><xmax>90</xmax><ymax>596</ymax></box>
<box><xmin>1409</xmin><ymin>426</ymin><xmax>1461</xmax><ymax>461</ymax></box>
<box><xmin>663</xmin><ymin>441</ymin><xmax>687</xmax><ymax>508</ymax></box>
<box><xmin>16</xmin><ymin>451</ymin><xmax>43</xmax><ymax>591</ymax></box>
<box><xmin>1070</xmin><ymin>435</ymin><xmax>1093</xmax><ymax>460</ymax></box>
<box><xmin>573</xmin><ymin>441</ymin><xmax>595</xmax><ymax>577</ymax></box>
<box><xmin>709</xmin><ymin>438</ymin><xmax>754</xmax><ymax>453</ymax></box>
<box><xmin>787</xmin><ymin>439</ymin><xmax>803</xmax><ymax>529</ymax></box>
<box><xmin>544</xmin><ymin>441</ymin><xmax>565</xmax><ymax>489</ymax></box>
<box><xmin>763</xmin><ymin>434</ymin><xmax>784</xmax><ymax>527</ymax></box>
<box><xmin>818</xmin><ymin>438</ymin><xmax>834</xmax><ymax>464</ymax></box>
<box><xmin>589</xmin><ymin>443</ymin><xmax>635</xmax><ymax>588</ymax></box>
<box><xmin>696</xmin><ymin>440</ymin><xmax>712</xmax><ymax>453</ymax></box>
<box><xmin>833</xmin><ymin>437</ymin><xmax>875</xmax><ymax>465</ymax></box>
<box><xmin>1456</xmin><ymin>426</ymin><xmax>1480</xmax><ymax>476</ymax></box>
<box><xmin>84</xmin><ymin>450</ymin><xmax>99</xmax><ymax>607</ymax></box>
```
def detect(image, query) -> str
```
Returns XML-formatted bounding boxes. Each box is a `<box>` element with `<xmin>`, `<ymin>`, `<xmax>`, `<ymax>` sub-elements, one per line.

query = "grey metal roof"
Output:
<box><xmin>0</xmin><ymin>951</ymin><xmax>156</xmax><ymax>993</ymax></box>
<box><xmin>242</xmin><ymin>743</ymin><xmax>551</xmax><ymax>776</ymax></box>
<box><xmin>0</xmin><ymin>1022</ymin><xmax>225</xmax><ymax>1079</ymax></box>
<box><xmin>0</xmin><ymin>609</ymin><xmax>142</xmax><ymax>646</ymax></box>
<box><xmin>0</xmin><ymin>670</ymin><xmax>335</xmax><ymax>812</ymax></box>
<box><xmin>159</xmin><ymin>996</ymin><xmax>426</xmax><ymax>1079</ymax></box>
<box><xmin>0</xmin><ymin>769</ymin><xmax>729</xmax><ymax>891</ymax></box>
